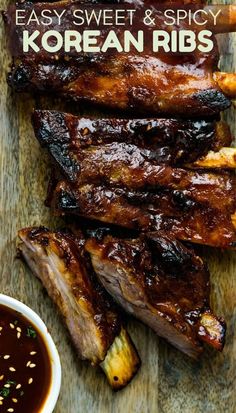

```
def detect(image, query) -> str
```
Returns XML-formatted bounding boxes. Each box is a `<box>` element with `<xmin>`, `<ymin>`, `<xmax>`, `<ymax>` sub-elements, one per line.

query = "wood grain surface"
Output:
<box><xmin>0</xmin><ymin>1</ymin><xmax>235</xmax><ymax>412</ymax></box>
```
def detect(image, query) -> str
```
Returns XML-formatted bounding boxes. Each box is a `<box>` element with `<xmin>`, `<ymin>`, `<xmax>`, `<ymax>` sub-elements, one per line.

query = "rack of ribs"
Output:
<box><xmin>5</xmin><ymin>1</ymin><xmax>236</xmax><ymax>116</ymax></box>
<box><xmin>85</xmin><ymin>231</ymin><xmax>226</xmax><ymax>358</ymax></box>
<box><xmin>18</xmin><ymin>226</ymin><xmax>140</xmax><ymax>390</ymax></box>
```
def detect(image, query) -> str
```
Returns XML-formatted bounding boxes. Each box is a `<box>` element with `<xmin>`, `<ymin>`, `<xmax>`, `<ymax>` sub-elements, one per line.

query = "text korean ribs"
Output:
<box><xmin>18</xmin><ymin>227</ymin><xmax>140</xmax><ymax>390</ymax></box>
<box><xmin>86</xmin><ymin>231</ymin><xmax>226</xmax><ymax>358</ymax></box>
<box><xmin>5</xmin><ymin>1</ymin><xmax>236</xmax><ymax>116</ymax></box>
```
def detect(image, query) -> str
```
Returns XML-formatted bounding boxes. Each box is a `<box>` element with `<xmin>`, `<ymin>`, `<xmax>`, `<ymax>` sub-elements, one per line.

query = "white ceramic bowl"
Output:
<box><xmin>0</xmin><ymin>294</ymin><xmax>61</xmax><ymax>413</ymax></box>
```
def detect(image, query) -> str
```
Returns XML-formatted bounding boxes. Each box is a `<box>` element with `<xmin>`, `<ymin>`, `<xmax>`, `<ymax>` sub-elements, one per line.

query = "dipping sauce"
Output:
<box><xmin>0</xmin><ymin>304</ymin><xmax>51</xmax><ymax>413</ymax></box>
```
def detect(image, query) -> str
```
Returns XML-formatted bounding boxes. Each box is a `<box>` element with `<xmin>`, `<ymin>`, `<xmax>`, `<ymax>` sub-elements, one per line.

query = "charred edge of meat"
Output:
<box><xmin>144</xmin><ymin>232</ymin><xmax>203</xmax><ymax>276</ymax></box>
<box><xmin>32</xmin><ymin>110</ymin><xmax>81</xmax><ymax>182</ymax></box>
<box><xmin>7</xmin><ymin>61</ymin><xmax>80</xmax><ymax>92</ymax></box>
<box><xmin>101</xmin><ymin>327</ymin><xmax>141</xmax><ymax>391</ymax></box>
<box><xmin>18</xmin><ymin>226</ymin><xmax>140</xmax><ymax>389</ymax></box>
<box><xmin>194</xmin><ymin>89</ymin><xmax>231</xmax><ymax>113</ymax></box>
<box><xmin>7</xmin><ymin>63</ymin><xmax>32</xmax><ymax>91</ymax></box>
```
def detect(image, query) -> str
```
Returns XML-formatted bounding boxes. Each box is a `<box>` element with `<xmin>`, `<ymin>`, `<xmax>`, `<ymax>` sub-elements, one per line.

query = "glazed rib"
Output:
<box><xmin>32</xmin><ymin>110</ymin><xmax>236</xmax><ymax>210</ymax></box>
<box><xmin>32</xmin><ymin>110</ymin><xmax>232</xmax><ymax>166</ymax></box>
<box><xmin>33</xmin><ymin>121</ymin><xmax>236</xmax><ymax>206</ymax></box>
<box><xmin>18</xmin><ymin>227</ymin><xmax>140</xmax><ymax>390</ymax></box>
<box><xmin>85</xmin><ymin>232</ymin><xmax>226</xmax><ymax>358</ymax></box>
<box><xmin>7</xmin><ymin>56</ymin><xmax>233</xmax><ymax>117</ymax></box>
<box><xmin>47</xmin><ymin>178</ymin><xmax>236</xmax><ymax>249</ymax></box>
<box><xmin>5</xmin><ymin>0</ymin><xmax>236</xmax><ymax>116</ymax></box>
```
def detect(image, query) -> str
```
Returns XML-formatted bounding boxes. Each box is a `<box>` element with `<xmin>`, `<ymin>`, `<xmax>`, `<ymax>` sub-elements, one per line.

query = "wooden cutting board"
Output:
<box><xmin>0</xmin><ymin>1</ymin><xmax>235</xmax><ymax>411</ymax></box>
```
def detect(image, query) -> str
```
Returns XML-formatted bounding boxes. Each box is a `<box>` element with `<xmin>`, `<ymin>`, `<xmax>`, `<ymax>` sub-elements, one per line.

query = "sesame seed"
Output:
<box><xmin>4</xmin><ymin>355</ymin><xmax>10</xmax><ymax>359</ymax></box>
<box><xmin>4</xmin><ymin>384</ymin><xmax>11</xmax><ymax>388</ymax></box>
<box><xmin>26</xmin><ymin>361</ymin><xmax>31</xmax><ymax>367</ymax></box>
<box><xmin>16</xmin><ymin>384</ymin><xmax>21</xmax><ymax>389</ymax></box>
<box><xmin>28</xmin><ymin>378</ymin><xmax>33</xmax><ymax>384</ymax></box>
<box><xmin>16</xmin><ymin>327</ymin><xmax>21</xmax><ymax>332</ymax></box>
<box><xmin>12</xmin><ymin>398</ymin><xmax>18</xmax><ymax>403</ymax></box>
<box><xmin>0</xmin><ymin>375</ymin><xmax>4</xmax><ymax>380</ymax></box>
<box><xmin>0</xmin><ymin>327</ymin><xmax>2</xmax><ymax>331</ymax></box>
<box><xmin>17</xmin><ymin>332</ymin><xmax>21</xmax><ymax>339</ymax></box>
<box><xmin>10</xmin><ymin>323</ymin><xmax>15</xmax><ymax>329</ymax></box>
<box><xmin>29</xmin><ymin>363</ymin><xmax>36</xmax><ymax>368</ymax></box>
<box><xmin>0</xmin><ymin>401</ymin><xmax>3</xmax><ymax>405</ymax></box>
<box><xmin>7</xmin><ymin>409</ymin><xmax>14</xmax><ymax>412</ymax></box>
<box><xmin>0</xmin><ymin>396</ymin><xmax>3</xmax><ymax>400</ymax></box>
<box><xmin>30</xmin><ymin>351</ymin><xmax>37</xmax><ymax>355</ymax></box>
<box><xmin>9</xmin><ymin>367</ymin><xmax>16</xmax><ymax>372</ymax></box>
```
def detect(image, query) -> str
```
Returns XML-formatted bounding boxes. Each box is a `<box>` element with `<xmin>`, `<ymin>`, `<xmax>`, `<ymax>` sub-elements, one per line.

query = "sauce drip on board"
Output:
<box><xmin>0</xmin><ymin>304</ymin><xmax>52</xmax><ymax>413</ymax></box>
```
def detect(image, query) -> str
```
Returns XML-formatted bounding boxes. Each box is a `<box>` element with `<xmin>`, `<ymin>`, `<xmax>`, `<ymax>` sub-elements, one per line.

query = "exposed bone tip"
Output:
<box><xmin>198</xmin><ymin>312</ymin><xmax>226</xmax><ymax>352</ymax></box>
<box><xmin>188</xmin><ymin>147</ymin><xmax>236</xmax><ymax>169</ymax></box>
<box><xmin>214</xmin><ymin>72</ymin><xmax>236</xmax><ymax>98</ymax></box>
<box><xmin>100</xmin><ymin>327</ymin><xmax>141</xmax><ymax>391</ymax></box>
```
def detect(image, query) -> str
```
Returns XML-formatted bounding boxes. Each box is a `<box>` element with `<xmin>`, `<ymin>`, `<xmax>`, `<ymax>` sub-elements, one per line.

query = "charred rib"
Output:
<box><xmin>8</xmin><ymin>57</ymin><xmax>232</xmax><ymax>116</ymax></box>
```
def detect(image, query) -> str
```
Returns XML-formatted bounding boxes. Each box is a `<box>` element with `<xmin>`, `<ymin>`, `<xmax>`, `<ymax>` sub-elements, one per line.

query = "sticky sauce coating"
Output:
<box><xmin>0</xmin><ymin>304</ymin><xmax>51</xmax><ymax>413</ymax></box>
